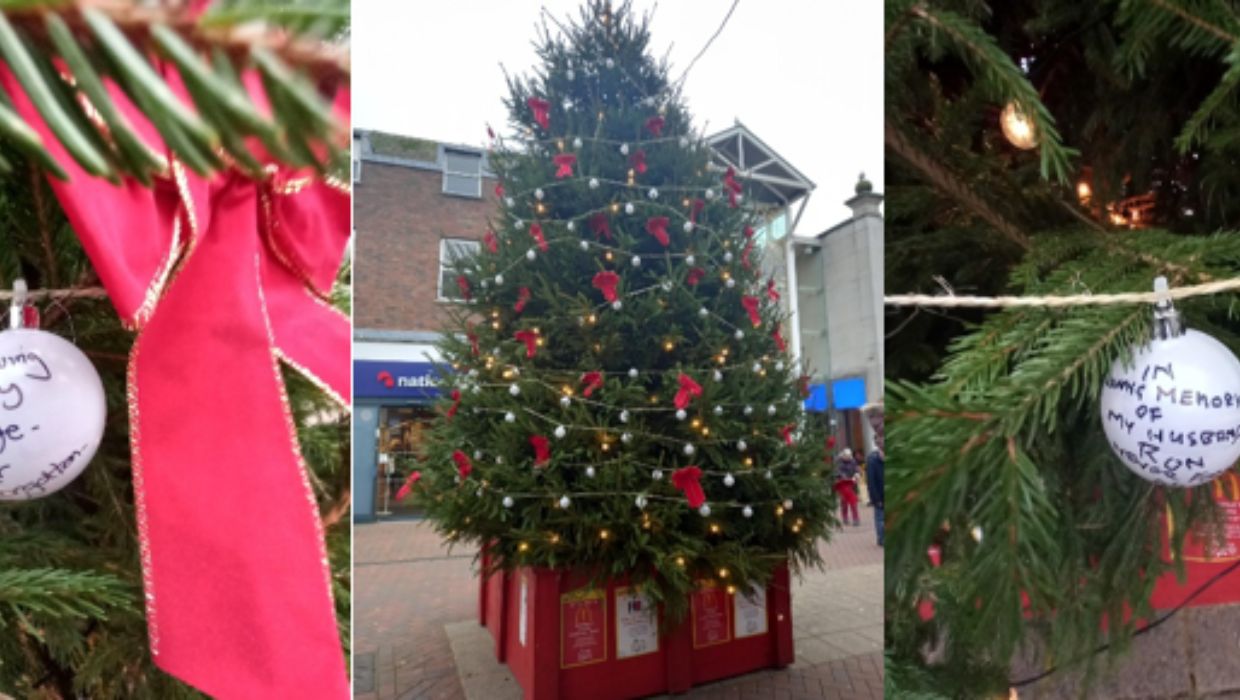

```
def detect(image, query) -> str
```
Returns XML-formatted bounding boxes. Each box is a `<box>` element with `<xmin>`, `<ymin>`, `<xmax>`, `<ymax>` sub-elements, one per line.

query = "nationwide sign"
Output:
<box><xmin>353</xmin><ymin>361</ymin><xmax>445</xmax><ymax>400</ymax></box>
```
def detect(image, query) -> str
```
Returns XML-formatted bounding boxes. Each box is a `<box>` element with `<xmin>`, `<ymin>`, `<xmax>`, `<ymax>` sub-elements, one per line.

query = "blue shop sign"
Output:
<box><xmin>804</xmin><ymin>384</ymin><xmax>828</xmax><ymax>412</ymax></box>
<box><xmin>354</xmin><ymin>361</ymin><xmax>446</xmax><ymax>400</ymax></box>
<box><xmin>832</xmin><ymin>377</ymin><xmax>867</xmax><ymax>410</ymax></box>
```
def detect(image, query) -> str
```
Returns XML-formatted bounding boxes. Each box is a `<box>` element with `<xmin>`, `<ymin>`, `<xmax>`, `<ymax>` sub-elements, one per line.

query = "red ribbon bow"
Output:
<box><xmin>0</xmin><ymin>61</ymin><xmax>351</xmax><ymax>697</ymax></box>
<box><xmin>589</xmin><ymin>212</ymin><xmax>613</xmax><ymax>240</ymax></box>
<box><xmin>592</xmin><ymin>271</ymin><xmax>621</xmax><ymax>302</ymax></box>
<box><xmin>553</xmin><ymin>153</ymin><xmax>577</xmax><ymax>179</ymax></box>
<box><xmin>686</xmin><ymin>267</ymin><xmax>706</xmax><ymax>286</ymax></box>
<box><xmin>468</xmin><ymin>330</ymin><xmax>480</xmax><ymax>356</ymax></box>
<box><xmin>395</xmin><ymin>471</ymin><xmax>422</xmax><ymax>501</ymax></box>
<box><xmin>495</xmin><ymin>182</ymin><xmax>505</xmax><ymax>198</ymax></box>
<box><xmin>453</xmin><ymin>450</ymin><xmax>474</xmax><ymax>479</ymax></box>
<box><xmin>674</xmin><ymin>373</ymin><xmax>703</xmax><ymax>410</ymax></box>
<box><xmin>742</xmin><ymin>296</ymin><xmax>762</xmax><ymax>327</ymax></box>
<box><xmin>780</xmin><ymin>424</ymin><xmax>797</xmax><ymax>446</ymax></box>
<box><xmin>457</xmin><ymin>275</ymin><xmax>472</xmax><ymax>300</ymax></box>
<box><xmin>527</xmin><ymin>97</ymin><xmax>551</xmax><ymax>130</ymax></box>
<box><xmin>530</xmin><ymin>222</ymin><xmax>548</xmax><ymax>252</ymax></box>
<box><xmin>645</xmin><ymin>216</ymin><xmax>670</xmax><ymax>247</ymax></box>
<box><xmin>514</xmin><ymin>287</ymin><xmax>531</xmax><ymax>313</ymax></box>
<box><xmin>581</xmin><ymin>371</ymin><xmax>604</xmax><ymax>397</ymax></box>
<box><xmin>645</xmin><ymin>115</ymin><xmax>665</xmax><ymax>136</ymax></box>
<box><xmin>744</xmin><ymin>225</ymin><xmax>755</xmax><ymax>239</ymax></box>
<box><xmin>724</xmin><ymin>167</ymin><xmax>743</xmax><ymax>208</ymax></box>
<box><xmin>530</xmin><ymin>435</ymin><xmax>551</xmax><ymax>466</ymax></box>
<box><xmin>484</xmin><ymin>229</ymin><xmax>499</xmax><ymax>254</ymax></box>
<box><xmin>766</xmin><ymin>277</ymin><xmax>780</xmax><ymax>302</ymax></box>
<box><xmin>690</xmin><ymin>198</ymin><xmax>706</xmax><ymax>224</ymax></box>
<box><xmin>447</xmin><ymin>389</ymin><xmax>462</xmax><ymax>420</ymax></box>
<box><xmin>741</xmin><ymin>240</ymin><xmax>755</xmax><ymax>270</ymax></box>
<box><xmin>515</xmin><ymin>330</ymin><xmax>540</xmax><ymax>358</ymax></box>
<box><xmin>671</xmin><ymin>466</ymin><xmax>705</xmax><ymax>508</ymax></box>
<box><xmin>827</xmin><ymin>435</ymin><xmax>836</xmax><ymax>449</ymax></box>
<box><xmin>773</xmin><ymin>326</ymin><xmax>787</xmax><ymax>352</ymax></box>
<box><xmin>630</xmin><ymin>149</ymin><xmax>648</xmax><ymax>174</ymax></box>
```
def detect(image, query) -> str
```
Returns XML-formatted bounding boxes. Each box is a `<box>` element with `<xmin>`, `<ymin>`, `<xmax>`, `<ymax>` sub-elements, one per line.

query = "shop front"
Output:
<box><xmin>353</xmin><ymin>358</ymin><xmax>444</xmax><ymax>521</ymax></box>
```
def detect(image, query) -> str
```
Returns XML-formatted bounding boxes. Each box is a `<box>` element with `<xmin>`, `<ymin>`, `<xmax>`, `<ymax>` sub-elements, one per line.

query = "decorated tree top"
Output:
<box><xmin>411</xmin><ymin>0</ymin><xmax>836</xmax><ymax>618</ymax></box>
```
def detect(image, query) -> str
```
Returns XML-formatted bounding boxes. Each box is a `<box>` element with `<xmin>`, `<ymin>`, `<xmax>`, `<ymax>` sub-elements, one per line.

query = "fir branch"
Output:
<box><xmin>0</xmin><ymin>568</ymin><xmax>132</xmax><ymax>621</ymax></box>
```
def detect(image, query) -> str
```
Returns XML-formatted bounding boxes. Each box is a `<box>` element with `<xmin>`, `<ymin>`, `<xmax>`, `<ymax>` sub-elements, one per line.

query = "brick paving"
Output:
<box><xmin>354</xmin><ymin>513</ymin><xmax>885</xmax><ymax>700</ymax></box>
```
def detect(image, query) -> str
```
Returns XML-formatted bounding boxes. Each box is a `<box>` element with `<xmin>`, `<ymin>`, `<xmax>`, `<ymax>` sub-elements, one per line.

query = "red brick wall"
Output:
<box><xmin>353</xmin><ymin>162</ymin><xmax>497</xmax><ymax>331</ymax></box>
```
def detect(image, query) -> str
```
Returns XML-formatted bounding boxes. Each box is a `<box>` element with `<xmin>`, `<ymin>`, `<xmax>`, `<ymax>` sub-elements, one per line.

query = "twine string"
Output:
<box><xmin>886</xmin><ymin>277</ymin><xmax>1240</xmax><ymax>308</ymax></box>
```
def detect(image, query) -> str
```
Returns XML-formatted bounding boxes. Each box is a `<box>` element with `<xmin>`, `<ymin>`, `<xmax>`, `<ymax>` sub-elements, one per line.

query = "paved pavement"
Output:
<box><xmin>353</xmin><ymin>513</ymin><xmax>885</xmax><ymax>700</ymax></box>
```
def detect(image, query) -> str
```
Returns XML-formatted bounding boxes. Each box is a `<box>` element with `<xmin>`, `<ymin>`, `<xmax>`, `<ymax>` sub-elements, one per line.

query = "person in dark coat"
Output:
<box><xmin>866</xmin><ymin>447</ymin><xmax>884</xmax><ymax>546</ymax></box>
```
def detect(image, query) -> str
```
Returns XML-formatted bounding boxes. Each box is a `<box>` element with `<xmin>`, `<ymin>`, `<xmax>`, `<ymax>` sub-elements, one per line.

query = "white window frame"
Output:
<box><xmin>442</xmin><ymin>148</ymin><xmax>482</xmax><ymax>198</ymax></box>
<box><xmin>437</xmin><ymin>238</ymin><xmax>481</xmax><ymax>301</ymax></box>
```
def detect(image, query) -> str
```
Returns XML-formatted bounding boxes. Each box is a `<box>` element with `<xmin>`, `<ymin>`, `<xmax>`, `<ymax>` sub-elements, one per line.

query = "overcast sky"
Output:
<box><xmin>353</xmin><ymin>0</ymin><xmax>882</xmax><ymax>235</ymax></box>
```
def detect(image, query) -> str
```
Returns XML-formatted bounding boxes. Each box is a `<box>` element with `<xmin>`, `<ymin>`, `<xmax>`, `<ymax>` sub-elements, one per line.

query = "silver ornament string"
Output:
<box><xmin>885</xmin><ymin>276</ymin><xmax>1240</xmax><ymax>308</ymax></box>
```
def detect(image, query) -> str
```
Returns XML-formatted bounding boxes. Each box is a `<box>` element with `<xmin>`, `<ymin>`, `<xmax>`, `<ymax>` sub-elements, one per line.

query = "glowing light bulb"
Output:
<box><xmin>1000</xmin><ymin>102</ymin><xmax>1037</xmax><ymax>150</ymax></box>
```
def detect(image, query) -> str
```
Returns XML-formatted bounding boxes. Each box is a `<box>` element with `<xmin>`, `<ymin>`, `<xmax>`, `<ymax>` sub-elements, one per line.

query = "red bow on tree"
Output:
<box><xmin>741</xmin><ymin>240</ymin><xmax>755</xmax><ymax>270</ymax></box>
<box><xmin>515</xmin><ymin>330</ymin><xmax>540</xmax><ymax>358</ymax></box>
<box><xmin>453</xmin><ymin>450</ymin><xmax>473</xmax><ymax>479</ymax></box>
<box><xmin>690</xmin><ymin>198</ymin><xmax>705</xmax><ymax>224</ymax></box>
<box><xmin>447</xmin><ymin>389</ymin><xmax>462</xmax><ymax>420</ymax></box>
<box><xmin>457</xmin><ymin>275</ymin><xmax>472</xmax><ymax>300</ymax></box>
<box><xmin>674</xmin><ymin>373</ymin><xmax>703</xmax><ymax>410</ymax></box>
<box><xmin>827</xmin><ymin>435</ymin><xmax>836</xmax><ymax>449</ymax></box>
<box><xmin>630</xmin><ymin>149</ymin><xmax>648</xmax><ymax>174</ymax></box>
<box><xmin>467</xmin><ymin>329</ymin><xmax>480</xmax><ymax>356</ymax></box>
<box><xmin>724</xmin><ymin>167</ymin><xmax>743</xmax><ymax>208</ymax></box>
<box><xmin>530</xmin><ymin>222</ymin><xmax>549</xmax><ymax>252</ymax></box>
<box><xmin>773</xmin><ymin>326</ymin><xmax>787</xmax><ymax>352</ymax></box>
<box><xmin>514</xmin><ymin>287</ymin><xmax>531</xmax><ymax>313</ymax></box>
<box><xmin>744</xmin><ymin>225</ymin><xmax>755</xmax><ymax>239</ymax></box>
<box><xmin>780</xmin><ymin>424</ymin><xmax>797</xmax><ymax>446</ymax></box>
<box><xmin>645</xmin><ymin>216</ymin><xmax>670</xmax><ymax>246</ymax></box>
<box><xmin>592</xmin><ymin>270</ymin><xmax>620</xmax><ymax>302</ymax></box>
<box><xmin>495</xmin><ymin>182</ymin><xmax>505</xmax><ymax>198</ymax></box>
<box><xmin>484</xmin><ymin>229</ymin><xmax>499</xmax><ymax>254</ymax></box>
<box><xmin>671</xmin><ymin>466</ymin><xmax>705</xmax><ymax>508</ymax></box>
<box><xmin>527</xmin><ymin>97</ymin><xmax>551</xmax><ymax>130</ymax></box>
<box><xmin>589</xmin><ymin>212</ymin><xmax>613</xmax><ymax>240</ymax></box>
<box><xmin>581</xmin><ymin>371</ymin><xmax>604</xmax><ymax>397</ymax></box>
<box><xmin>395</xmin><ymin>471</ymin><xmax>422</xmax><ymax>501</ymax></box>
<box><xmin>742</xmin><ymin>296</ymin><xmax>762</xmax><ymax>327</ymax></box>
<box><xmin>645</xmin><ymin>115</ymin><xmax>665</xmax><ymax>136</ymax></box>
<box><xmin>766</xmin><ymin>277</ymin><xmax>780</xmax><ymax>302</ymax></box>
<box><xmin>686</xmin><ymin>267</ymin><xmax>706</xmax><ymax>286</ymax></box>
<box><xmin>530</xmin><ymin>435</ymin><xmax>551</xmax><ymax>466</ymax></box>
<box><xmin>553</xmin><ymin>153</ymin><xmax>577</xmax><ymax>179</ymax></box>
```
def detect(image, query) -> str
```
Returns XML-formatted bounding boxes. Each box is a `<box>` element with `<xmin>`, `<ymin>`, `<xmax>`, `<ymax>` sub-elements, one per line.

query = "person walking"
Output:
<box><xmin>866</xmin><ymin>447</ymin><xmax>884</xmax><ymax>546</ymax></box>
<box><xmin>834</xmin><ymin>448</ymin><xmax>861</xmax><ymax>526</ymax></box>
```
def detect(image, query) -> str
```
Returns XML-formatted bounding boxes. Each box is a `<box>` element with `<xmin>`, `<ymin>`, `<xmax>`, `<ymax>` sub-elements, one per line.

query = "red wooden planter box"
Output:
<box><xmin>1151</xmin><ymin>472</ymin><xmax>1240</xmax><ymax>608</ymax></box>
<box><xmin>478</xmin><ymin>550</ymin><xmax>794</xmax><ymax>699</ymax></box>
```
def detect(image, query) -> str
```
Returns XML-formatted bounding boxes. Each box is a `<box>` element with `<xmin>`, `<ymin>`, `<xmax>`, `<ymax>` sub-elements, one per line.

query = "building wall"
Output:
<box><xmin>819</xmin><ymin>212</ymin><xmax>883</xmax><ymax>405</ymax></box>
<box><xmin>353</xmin><ymin>161</ymin><xmax>497</xmax><ymax>332</ymax></box>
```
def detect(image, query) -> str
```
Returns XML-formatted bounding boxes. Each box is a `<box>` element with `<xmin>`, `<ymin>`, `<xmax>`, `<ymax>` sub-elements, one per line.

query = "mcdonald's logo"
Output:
<box><xmin>1212</xmin><ymin>473</ymin><xmax>1240</xmax><ymax>501</ymax></box>
<box><xmin>575</xmin><ymin>603</ymin><xmax>593</xmax><ymax>626</ymax></box>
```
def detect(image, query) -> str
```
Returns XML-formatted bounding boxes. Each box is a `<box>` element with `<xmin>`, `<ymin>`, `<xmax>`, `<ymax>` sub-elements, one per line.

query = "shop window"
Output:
<box><xmin>375</xmin><ymin>406</ymin><xmax>436</xmax><ymax>517</ymax></box>
<box><xmin>442</xmin><ymin>148</ymin><xmax>482</xmax><ymax>198</ymax></box>
<box><xmin>438</xmin><ymin>238</ymin><xmax>481</xmax><ymax>301</ymax></box>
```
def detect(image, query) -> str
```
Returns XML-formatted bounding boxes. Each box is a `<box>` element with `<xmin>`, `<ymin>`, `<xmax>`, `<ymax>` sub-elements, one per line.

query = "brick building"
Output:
<box><xmin>351</xmin><ymin>130</ymin><xmax>497</xmax><ymax>520</ymax></box>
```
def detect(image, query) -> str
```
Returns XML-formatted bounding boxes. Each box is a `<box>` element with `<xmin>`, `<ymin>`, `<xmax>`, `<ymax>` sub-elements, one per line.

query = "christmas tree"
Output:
<box><xmin>0</xmin><ymin>2</ymin><xmax>349</xmax><ymax>697</ymax></box>
<box><xmin>886</xmin><ymin>1</ymin><xmax>1240</xmax><ymax>696</ymax></box>
<box><xmin>411</xmin><ymin>0</ymin><xmax>836</xmax><ymax>623</ymax></box>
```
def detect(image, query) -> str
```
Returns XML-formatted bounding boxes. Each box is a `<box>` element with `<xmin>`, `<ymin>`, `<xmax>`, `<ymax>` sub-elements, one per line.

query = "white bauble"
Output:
<box><xmin>605</xmin><ymin>58</ymin><xmax>615</xmax><ymax>69</ymax></box>
<box><xmin>698</xmin><ymin>504</ymin><xmax>711</xmax><ymax>517</ymax></box>
<box><xmin>713</xmin><ymin>405</ymin><xmax>723</xmax><ymax>416</ymax></box>
<box><xmin>737</xmin><ymin>439</ymin><xmax>748</xmax><ymax>451</ymax></box>
<box><xmin>580</xmin><ymin>240</ymin><xmax>590</xmax><ymax>251</ymax></box>
<box><xmin>620</xmin><ymin>410</ymin><xmax>630</xmax><ymax>423</ymax></box>
<box><xmin>734</xmin><ymin>330</ymin><xmax>745</xmax><ymax>340</ymax></box>
<box><xmin>679</xmin><ymin>136</ymin><xmax>689</xmax><ymax>147</ymax></box>
<box><xmin>495</xmin><ymin>274</ymin><xmax>504</xmax><ymax>285</ymax></box>
<box><xmin>0</xmin><ymin>329</ymin><xmax>106</xmax><ymax>500</ymax></box>
<box><xmin>505</xmin><ymin>197</ymin><xmax>515</xmax><ymax>207</ymax></box>
<box><xmin>509</xmin><ymin>384</ymin><xmax>521</xmax><ymax>396</ymax></box>
<box><xmin>503</xmin><ymin>496</ymin><xmax>514</xmax><ymax>508</ymax></box>
<box><xmin>611</xmin><ymin>300</ymin><xmax>623</xmax><ymax>311</ymax></box>
<box><xmin>514</xmin><ymin>219</ymin><xmax>525</xmax><ymax>230</ymax></box>
<box><xmin>1101</xmin><ymin>329</ymin><xmax>1240</xmax><ymax>486</ymax></box>
<box><xmin>699</xmin><ymin>307</ymin><xmax>709</xmax><ymax>318</ymax></box>
<box><xmin>705</xmin><ymin>188</ymin><xmax>715</xmax><ymax>200</ymax></box>
<box><xmin>723</xmin><ymin>252</ymin><xmax>733</xmax><ymax>263</ymax></box>
<box><xmin>764</xmin><ymin>470</ymin><xmax>773</xmax><ymax>480</ymax></box>
<box><xmin>589</xmin><ymin>178</ymin><xmax>600</xmax><ymax>189</ymax></box>
<box><xmin>625</xmin><ymin>203</ymin><xmax>635</xmax><ymax>215</ymax></box>
<box><xmin>526</xmin><ymin>249</ymin><xmax>537</xmax><ymax>261</ymax></box>
<box><xmin>652</xmin><ymin>468</ymin><xmax>664</xmax><ymax>481</ymax></box>
<box><xmin>573</xmin><ymin>137</ymin><xmax>583</xmax><ymax>148</ymax></box>
<box><xmin>628</xmin><ymin>368</ymin><xmax>639</xmax><ymax>379</ymax></box>
<box><xmin>713</xmin><ymin>371</ymin><xmax>723</xmax><ymax>382</ymax></box>
<box><xmin>621</xmin><ymin>432</ymin><xmax>633</xmax><ymax>444</ymax></box>
<box><xmin>585</xmin><ymin>466</ymin><xmax>596</xmax><ymax>478</ymax></box>
<box><xmin>635</xmin><ymin>494</ymin><xmax>648</xmax><ymax>509</ymax></box>
<box><xmin>559</xmin><ymin>495</ymin><xmax>571</xmax><ymax>509</ymax></box>
<box><xmin>685</xmin><ymin>255</ymin><xmax>696</xmax><ymax>266</ymax></box>
<box><xmin>775</xmin><ymin>361</ymin><xmax>784</xmax><ymax>371</ymax></box>
<box><xmin>474</xmin><ymin>450</ymin><xmax>483</xmax><ymax>459</ymax></box>
<box><xmin>562</xmin><ymin>99</ymin><xmax>572</xmax><ymax>111</ymax></box>
<box><xmin>676</xmin><ymin>409</ymin><xmax>687</xmax><ymax>421</ymax></box>
<box><xmin>725</xmin><ymin>279</ymin><xmax>736</xmax><ymax>289</ymax></box>
<box><xmin>534</xmin><ymin>188</ymin><xmax>544</xmax><ymax>200</ymax></box>
<box><xmin>648</xmin><ymin>188</ymin><xmax>659</xmax><ymax>200</ymax></box>
<box><xmin>554</xmin><ymin>425</ymin><xmax>567</xmax><ymax>439</ymax></box>
<box><xmin>723</xmin><ymin>473</ymin><xmax>735</xmax><ymax>487</ymax></box>
<box><xmin>743</xmin><ymin>405</ymin><xmax>753</xmax><ymax>416</ymax></box>
<box><xmin>767</xmin><ymin>404</ymin><xmax>777</xmax><ymax>415</ymax></box>
<box><xmin>683</xmin><ymin>443</ymin><xmax>695</xmax><ymax>456</ymax></box>
<box><xmin>560</xmin><ymin>396</ymin><xmax>571</xmax><ymax>408</ymax></box>
<box><xmin>504</xmin><ymin>412</ymin><xmax>516</xmax><ymax>423</ymax></box>
<box><xmin>752</xmin><ymin>363</ymin><xmax>762</xmax><ymax>374</ymax></box>
<box><xmin>783</xmin><ymin>499</ymin><xmax>794</xmax><ymax>511</ymax></box>
<box><xmin>632</xmin><ymin>256</ymin><xmax>642</xmax><ymax>268</ymax></box>
<box><xmin>742</xmin><ymin>505</ymin><xmax>754</xmax><ymax>519</ymax></box>
<box><xmin>620</xmin><ymin>143</ymin><xmax>630</xmax><ymax>155</ymax></box>
<box><xmin>683</xmin><ymin>222</ymin><xmax>694</xmax><ymax>233</ymax></box>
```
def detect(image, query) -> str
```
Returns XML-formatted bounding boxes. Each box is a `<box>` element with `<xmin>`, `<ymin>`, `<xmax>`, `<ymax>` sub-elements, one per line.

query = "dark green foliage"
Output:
<box><xmin>414</xmin><ymin>1</ymin><xmax>836</xmax><ymax>622</ymax></box>
<box><xmin>887</xmin><ymin>1</ymin><xmax>1240</xmax><ymax>695</ymax></box>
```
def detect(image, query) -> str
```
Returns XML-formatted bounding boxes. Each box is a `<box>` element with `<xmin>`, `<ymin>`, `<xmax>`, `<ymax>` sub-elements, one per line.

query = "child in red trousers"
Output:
<box><xmin>834</xmin><ymin>448</ymin><xmax>861</xmax><ymax>526</ymax></box>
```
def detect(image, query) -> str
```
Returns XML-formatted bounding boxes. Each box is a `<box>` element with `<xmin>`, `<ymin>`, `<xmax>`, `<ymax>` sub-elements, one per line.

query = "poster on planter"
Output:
<box><xmin>561</xmin><ymin>588</ymin><xmax>607</xmax><ymax>668</ymax></box>
<box><xmin>733</xmin><ymin>585</ymin><xmax>768</xmax><ymax>639</ymax></box>
<box><xmin>692</xmin><ymin>584</ymin><xmax>731</xmax><ymax>648</ymax></box>
<box><xmin>614</xmin><ymin>586</ymin><xmax>658</xmax><ymax>659</ymax></box>
<box><xmin>519</xmin><ymin>574</ymin><xmax>529</xmax><ymax>647</ymax></box>
<box><xmin>1152</xmin><ymin>473</ymin><xmax>1240</xmax><ymax>609</ymax></box>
